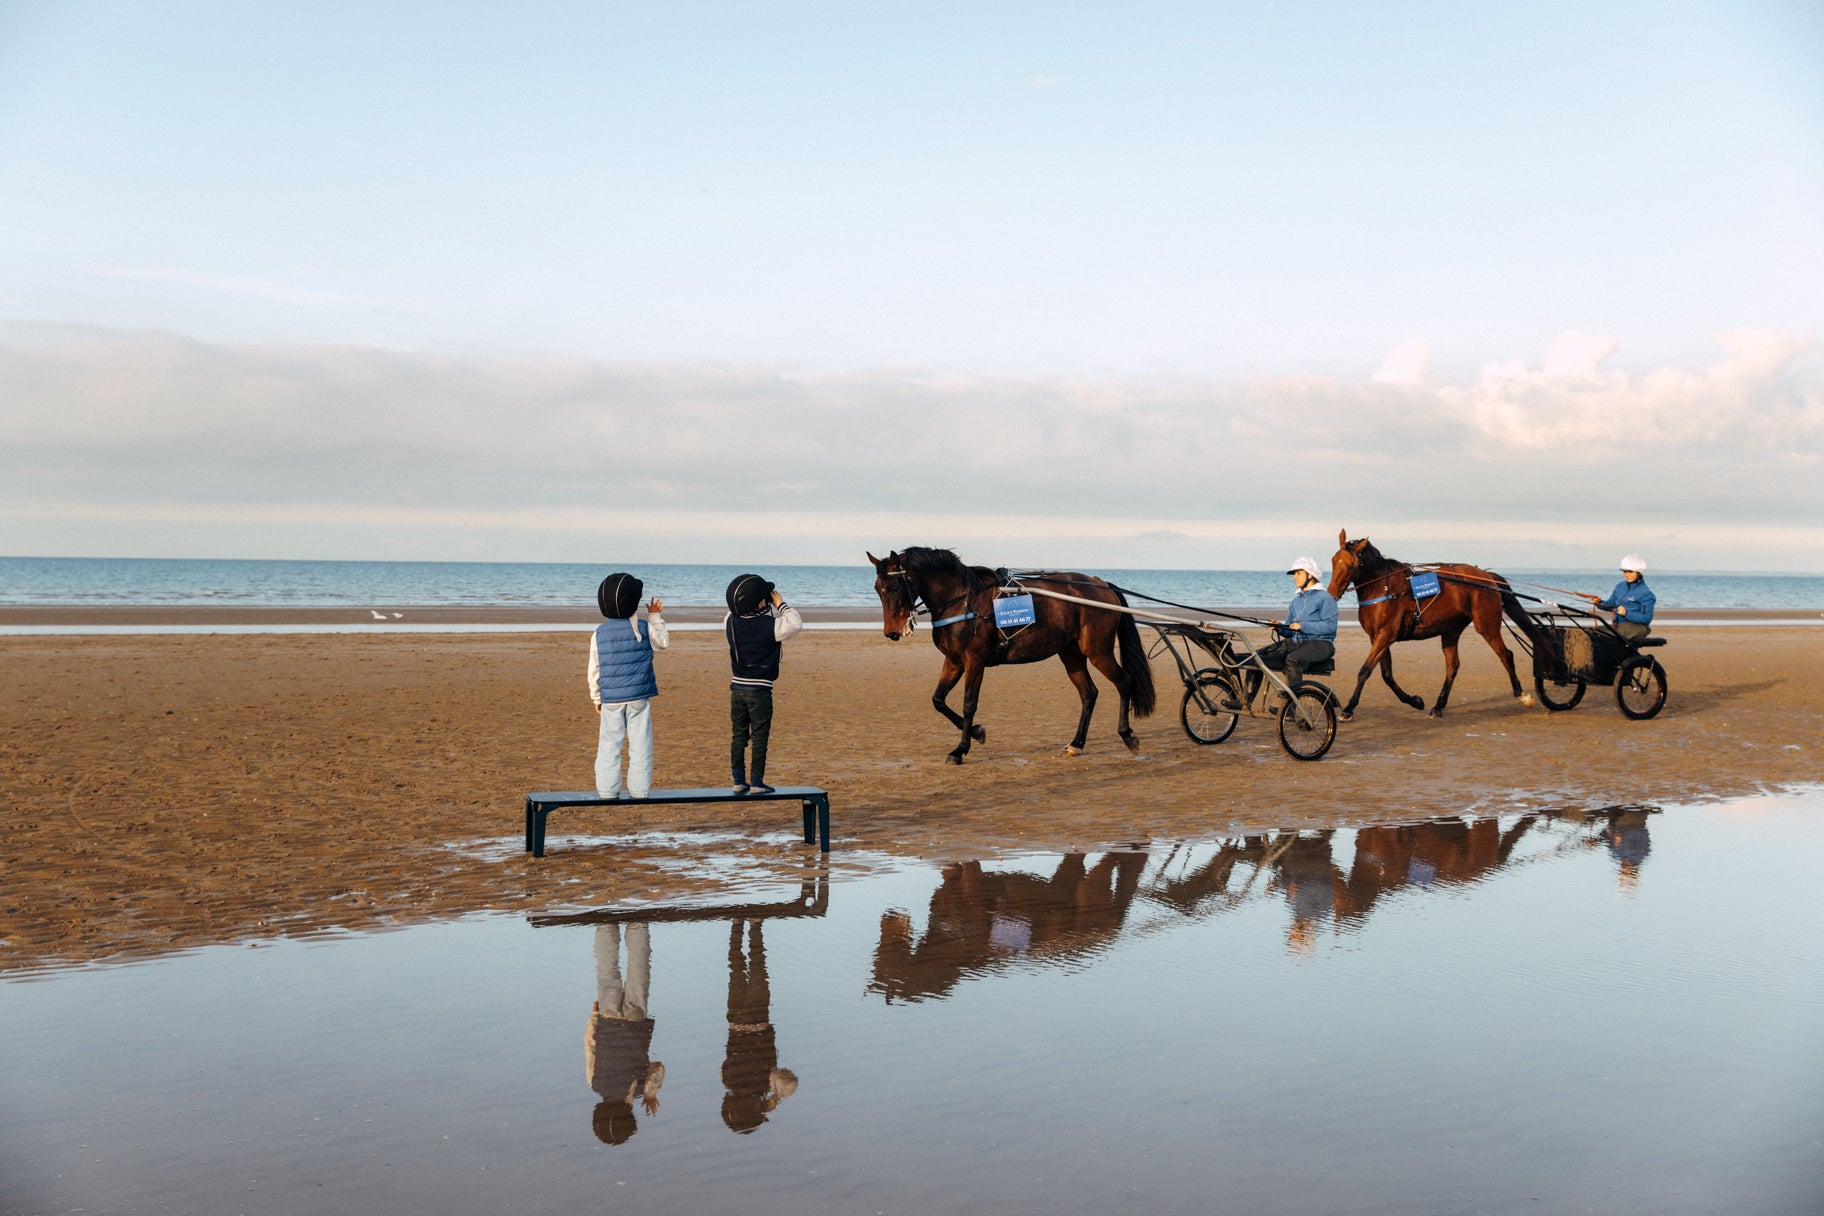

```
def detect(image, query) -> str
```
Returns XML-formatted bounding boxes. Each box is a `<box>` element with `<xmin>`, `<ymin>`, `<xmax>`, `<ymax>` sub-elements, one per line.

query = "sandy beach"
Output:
<box><xmin>4</xmin><ymin>618</ymin><xmax>1821</xmax><ymax>973</ymax></box>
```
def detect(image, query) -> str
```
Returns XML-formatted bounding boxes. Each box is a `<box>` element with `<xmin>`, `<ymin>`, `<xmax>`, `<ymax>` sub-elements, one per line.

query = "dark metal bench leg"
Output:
<box><xmin>533</xmin><ymin>806</ymin><xmax>550</xmax><ymax>858</ymax></box>
<box><xmin>802</xmin><ymin>800</ymin><xmax>814</xmax><ymax>844</ymax></box>
<box><xmin>525</xmin><ymin>797</ymin><xmax>536</xmax><ymax>853</ymax></box>
<box><xmin>815</xmin><ymin>796</ymin><xmax>830</xmax><ymax>853</ymax></box>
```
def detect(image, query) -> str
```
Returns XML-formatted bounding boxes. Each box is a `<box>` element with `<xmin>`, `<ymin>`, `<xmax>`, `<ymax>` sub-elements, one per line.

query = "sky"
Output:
<box><xmin>2</xmin><ymin>1</ymin><xmax>1821</xmax><ymax>572</ymax></box>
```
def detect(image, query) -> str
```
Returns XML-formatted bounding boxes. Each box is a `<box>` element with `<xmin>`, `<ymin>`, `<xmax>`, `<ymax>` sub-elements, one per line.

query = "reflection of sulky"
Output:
<box><xmin>585</xmin><ymin>923</ymin><xmax>664</xmax><ymax>1145</ymax></box>
<box><xmin>722</xmin><ymin>920</ymin><xmax>797</xmax><ymax>1134</ymax></box>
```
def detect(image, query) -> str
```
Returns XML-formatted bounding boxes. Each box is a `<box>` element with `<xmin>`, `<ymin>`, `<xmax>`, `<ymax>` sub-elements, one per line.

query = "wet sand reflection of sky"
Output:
<box><xmin>3</xmin><ymin>795</ymin><xmax>1821</xmax><ymax>1216</ymax></box>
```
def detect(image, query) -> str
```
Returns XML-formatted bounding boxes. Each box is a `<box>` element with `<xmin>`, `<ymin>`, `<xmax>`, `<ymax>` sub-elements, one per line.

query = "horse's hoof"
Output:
<box><xmin>1063</xmin><ymin>745</ymin><xmax>1081</xmax><ymax>757</ymax></box>
<box><xmin>971</xmin><ymin>725</ymin><xmax>987</xmax><ymax>743</ymax></box>
<box><xmin>1339</xmin><ymin>708</ymin><xmax>1354</xmax><ymax>722</ymax></box>
<box><xmin>945</xmin><ymin>752</ymin><xmax>964</xmax><ymax>766</ymax></box>
<box><xmin>1409</xmin><ymin>698</ymin><xmax>1427</xmax><ymax>711</ymax></box>
<box><xmin>1427</xmin><ymin>707</ymin><xmax>1445</xmax><ymax>719</ymax></box>
<box><xmin>1121</xmin><ymin>732</ymin><xmax>1139</xmax><ymax>753</ymax></box>
<box><xmin>1520</xmin><ymin>694</ymin><xmax>1536</xmax><ymax>709</ymax></box>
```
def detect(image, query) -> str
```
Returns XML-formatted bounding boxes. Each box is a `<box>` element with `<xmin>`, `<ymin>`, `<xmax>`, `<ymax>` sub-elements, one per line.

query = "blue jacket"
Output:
<box><xmin>1597</xmin><ymin>578</ymin><xmax>1655</xmax><ymax>626</ymax></box>
<box><xmin>1282</xmin><ymin>587</ymin><xmax>1339</xmax><ymax>642</ymax></box>
<box><xmin>594</xmin><ymin>619</ymin><xmax>659</xmax><ymax>703</ymax></box>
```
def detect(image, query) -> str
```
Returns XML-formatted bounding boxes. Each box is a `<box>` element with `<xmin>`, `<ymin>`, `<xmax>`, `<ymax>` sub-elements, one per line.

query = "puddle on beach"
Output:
<box><xmin>5</xmin><ymin>793</ymin><xmax>1822</xmax><ymax>1216</ymax></box>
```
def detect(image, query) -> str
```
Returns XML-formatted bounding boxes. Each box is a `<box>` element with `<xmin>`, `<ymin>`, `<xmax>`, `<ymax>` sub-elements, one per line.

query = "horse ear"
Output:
<box><xmin>1338</xmin><ymin>528</ymin><xmax>1348</xmax><ymax>546</ymax></box>
<box><xmin>866</xmin><ymin>551</ymin><xmax>880</xmax><ymax>567</ymax></box>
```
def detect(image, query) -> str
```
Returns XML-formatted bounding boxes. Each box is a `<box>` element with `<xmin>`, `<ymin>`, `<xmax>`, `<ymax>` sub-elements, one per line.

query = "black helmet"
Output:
<box><xmin>597</xmin><ymin>572</ymin><xmax>644</xmax><ymax>619</ymax></box>
<box><xmin>725</xmin><ymin>573</ymin><xmax>774</xmax><ymax>616</ymax></box>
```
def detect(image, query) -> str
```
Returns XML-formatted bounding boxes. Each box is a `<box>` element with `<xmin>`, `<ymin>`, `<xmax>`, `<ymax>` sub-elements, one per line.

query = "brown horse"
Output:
<box><xmin>1327</xmin><ymin>530</ymin><xmax>1541</xmax><ymax>719</ymax></box>
<box><xmin>868</xmin><ymin>548</ymin><xmax>1156</xmax><ymax>764</ymax></box>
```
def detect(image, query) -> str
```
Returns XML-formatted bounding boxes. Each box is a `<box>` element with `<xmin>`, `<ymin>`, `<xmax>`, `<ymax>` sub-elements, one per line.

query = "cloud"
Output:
<box><xmin>2</xmin><ymin>323</ymin><xmax>1820</xmax><ymax>565</ymax></box>
<box><xmin>1372</xmin><ymin>337</ymin><xmax>1429</xmax><ymax>384</ymax></box>
<box><xmin>1444</xmin><ymin>328</ymin><xmax>1823</xmax><ymax>455</ymax></box>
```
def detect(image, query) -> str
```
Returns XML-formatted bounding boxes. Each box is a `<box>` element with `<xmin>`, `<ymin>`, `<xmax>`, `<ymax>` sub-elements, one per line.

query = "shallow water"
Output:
<box><xmin>5</xmin><ymin>794</ymin><xmax>1822</xmax><ymax>1215</ymax></box>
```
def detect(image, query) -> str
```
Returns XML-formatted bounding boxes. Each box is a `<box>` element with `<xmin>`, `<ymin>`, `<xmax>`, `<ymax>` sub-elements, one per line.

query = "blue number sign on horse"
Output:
<box><xmin>994</xmin><ymin>594</ymin><xmax>1036</xmax><ymax>628</ymax></box>
<box><xmin>1410</xmin><ymin>571</ymin><xmax>1441</xmax><ymax>600</ymax></box>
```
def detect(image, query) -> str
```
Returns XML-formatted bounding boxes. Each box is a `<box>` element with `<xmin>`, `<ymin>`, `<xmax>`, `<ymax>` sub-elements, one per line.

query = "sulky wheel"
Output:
<box><xmin>1615</xmin><ymin>655</ymin><xmax>1667</xmax><ymax>720</ymax></box>
<box><xmin>1181</xmin><ymin>670</ymin><xmax>1240</xmax><ymax>745</ymax></box>
<box><xmin>1278</xmin><ymin>685</ymin><xmax>1337</xmax><ymax>761</ymax></box>
<box><xmin>1534</xmin><ymin>672</ymin><xmax>1586</xmax><ymax>711</ymax></box>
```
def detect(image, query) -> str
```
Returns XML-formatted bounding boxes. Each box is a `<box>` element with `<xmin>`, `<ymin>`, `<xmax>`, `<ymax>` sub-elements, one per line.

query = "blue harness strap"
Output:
<box><xmin>931</xmin><ymin>611</ymin><xmax>976</xmax><ymax>628</ymax></box>
<box><xmin>1357</xmin><ymin>593</ymin><xmax>1393</xmax><ymax>606</ymax></box>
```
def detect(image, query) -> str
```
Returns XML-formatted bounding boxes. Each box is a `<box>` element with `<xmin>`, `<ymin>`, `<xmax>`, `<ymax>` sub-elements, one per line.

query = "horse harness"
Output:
<box><xmin>1351</xmin><ymin>562</ymin><xmax>1442</xmax><ymax>635</ymax></box>
<box><xmin>883</xmin><ymin>563</ymin><xmax>1034</xmax><ymax>651</ymax></box>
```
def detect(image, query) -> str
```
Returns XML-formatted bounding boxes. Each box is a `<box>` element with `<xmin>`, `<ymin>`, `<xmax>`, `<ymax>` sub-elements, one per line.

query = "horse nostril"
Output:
<box><xmin>886</xmin><ymin>631</ymin><xmax>901</xmax><ymax>641</ymax></box>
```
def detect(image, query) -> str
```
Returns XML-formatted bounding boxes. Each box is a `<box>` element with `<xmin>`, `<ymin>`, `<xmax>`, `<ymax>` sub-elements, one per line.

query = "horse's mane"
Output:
<box><xmin>1352</xmin><ymin>537</ymin><xmax>1399</xmax><ymax>575</ymax></box>
<box><xmin>899</xmin><ymin>546</ymin><xmax>981</xmax><ymax>588</ymax></box>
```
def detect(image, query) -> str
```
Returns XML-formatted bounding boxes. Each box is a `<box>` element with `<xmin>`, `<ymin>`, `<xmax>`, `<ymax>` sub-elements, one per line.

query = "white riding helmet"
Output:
<box><xmin>1619</xmin><ymin>554</ymin><xmax>1647</xmax><ymax>573</ymax></box>
<box><xmin>1287</xmin><ymin>556</ymin><xmax>1324</xmax><ymax>581</ymax></box>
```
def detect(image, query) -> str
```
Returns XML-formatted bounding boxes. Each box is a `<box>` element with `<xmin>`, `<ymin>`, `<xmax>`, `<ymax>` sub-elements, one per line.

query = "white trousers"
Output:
<box><xmin>596</xmin><ymin>698</ymin><xmax>654</xmax><ymax>798</ymax></box>
<box><xmin>594</xmin><ymin>922</ymin><xmax>651</xmax><ymax>1020</ymax></box>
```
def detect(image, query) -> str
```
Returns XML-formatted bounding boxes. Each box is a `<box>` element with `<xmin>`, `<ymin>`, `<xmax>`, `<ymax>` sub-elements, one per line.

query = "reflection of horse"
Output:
<box><xmin>1338</xmin><ymin>817</ymin><xmax>1538</xmax><ymax>921</ymax></box>
<box><xmin>870</xmin><ymin>852</ymin><xmax>1148</xmax><ymax>1002</ymax></box>
<box><xmin>1327</xmin><ymin>530</ymin><xmax>1541</xmax><ymax>719</ymax></box>
<box><xmin>869</xmin><ymin>548</ymin><xmax>1155</xmax><ymax>763</ymax></box>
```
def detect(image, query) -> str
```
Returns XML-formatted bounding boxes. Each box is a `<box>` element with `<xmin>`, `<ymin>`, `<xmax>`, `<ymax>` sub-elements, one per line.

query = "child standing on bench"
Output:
<box><xmin>590</xmin><ymin>572</ymin><xmax>669</xmax><ymax>798</ymax></box>
<box><xmin>724</xmin><ymin>573</ymin><xmax>803</xmax><ymax>795</ymax></box>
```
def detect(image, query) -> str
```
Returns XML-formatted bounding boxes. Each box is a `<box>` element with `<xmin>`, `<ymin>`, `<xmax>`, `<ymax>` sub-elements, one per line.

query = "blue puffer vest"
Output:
<box><xmin>595</xmin><ymin>619</ymin><xmax>659</xmax><ymax>702</ymax></box>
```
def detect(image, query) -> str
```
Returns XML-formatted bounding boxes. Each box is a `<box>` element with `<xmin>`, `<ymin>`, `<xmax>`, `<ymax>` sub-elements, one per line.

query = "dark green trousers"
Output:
<box><xmin>730</xmin><ymin>686</ymin><xmax>774</xmax><ymax>782</ymax></box>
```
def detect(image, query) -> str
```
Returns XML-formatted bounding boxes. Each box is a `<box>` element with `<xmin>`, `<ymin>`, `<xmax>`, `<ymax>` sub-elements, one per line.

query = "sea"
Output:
<box><xmin>2</xmin><ymin>555</ymin><xmax>1822</xmax><ymax>612</ymax></box>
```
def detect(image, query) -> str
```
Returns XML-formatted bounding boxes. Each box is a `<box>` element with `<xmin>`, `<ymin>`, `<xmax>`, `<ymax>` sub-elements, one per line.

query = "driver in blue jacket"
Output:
<box><xmin>1583</xmin><ymin>554</ymin><xmax>1655</xmax><ymax>642</ymax></box>
<box><xmin>1257</xmin><ymin>556</ymin><xmax>1339</xmax><ymax>692</ymax></box>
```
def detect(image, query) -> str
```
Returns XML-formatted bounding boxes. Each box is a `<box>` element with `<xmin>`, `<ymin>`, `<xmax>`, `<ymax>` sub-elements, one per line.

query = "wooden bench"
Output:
<box><xmin>524</xmin><ymin>786</ymin><xmax>831</xmax><ymax>857</ymax></box>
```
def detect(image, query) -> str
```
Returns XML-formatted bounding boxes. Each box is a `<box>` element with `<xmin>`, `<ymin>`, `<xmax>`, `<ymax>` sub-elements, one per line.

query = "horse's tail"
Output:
<box><xmin>1495</xmin><ymin>574</ymin><xmax>1547</xmax><ymax>650</ymax></box>
<box><xmin>1114</xmin><ymin>590</ymin><xmax>1157</xmax><ymax>717</ymax></box>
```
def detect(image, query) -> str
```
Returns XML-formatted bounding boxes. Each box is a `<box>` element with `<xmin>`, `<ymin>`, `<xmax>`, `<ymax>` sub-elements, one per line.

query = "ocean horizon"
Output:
<box><xmin>3</xmin><ymin>555</ymin><xmax>1822</xmax><ymax>613</ymax></box>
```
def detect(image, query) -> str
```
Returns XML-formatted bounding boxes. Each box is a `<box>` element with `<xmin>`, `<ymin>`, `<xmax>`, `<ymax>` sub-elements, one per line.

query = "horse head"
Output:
<box><xmin>1328</xmin><ymin>529</ymin><xmax>1374</xmax><ymax>598</ymax></box>
<box><xmin>868</xmin><ymin>550</ymin><xmax>918</xmax><ymax>640</ymax></box>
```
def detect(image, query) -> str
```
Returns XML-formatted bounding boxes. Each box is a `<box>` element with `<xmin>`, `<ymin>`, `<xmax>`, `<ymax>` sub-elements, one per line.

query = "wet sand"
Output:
<box><xmin>4</xmin><ymin>621</ymin><xmax>1821</xmax><ymax>972</ymax></box>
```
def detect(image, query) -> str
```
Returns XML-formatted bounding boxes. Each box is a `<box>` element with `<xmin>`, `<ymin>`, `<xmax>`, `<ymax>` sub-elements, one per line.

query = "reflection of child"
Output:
<box><xmin>723</xmin><ymin>574</ymin><xmax>803</xmax><ymax>795</ymax></box>
<box><xmin>722</xmin><ymin>920</ymin><xmax>797</xmax><ymax>1134</ymax></box>
<box><xmin>589</xmin><ymin>573</ymin><xmax>669</xmax><ymax>798</ymax></box>
<box><xmin>585</xmin><ymin>922</ymin><xmax>663</xmax><ymax>1145</ymax></box>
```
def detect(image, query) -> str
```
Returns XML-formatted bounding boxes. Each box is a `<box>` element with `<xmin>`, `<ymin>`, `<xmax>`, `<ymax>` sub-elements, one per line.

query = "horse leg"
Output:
<box><xmin>1085</xmin><ymin>646</ymin><xmax>1139</xmax><ymax>752</ymax></box>
<box><xmin>1430</xmin><ymin>627</ymin><xmax>1465</xmax><ymax>718</ymax></box>
<box><xmin>947</xmin><ymin>658</ymin><xmax>990</xmax><ymax>765</ymax></box>
<box><xmin>1376</xmin><ymin>651</ymin><xmax>1427</xmax><ymax>713</ymax></box>
<box><xmin>932</xmin><ymin>656</ymin><xmax>986</xmax><ymax>747</ymax></box>
<box><xmin>1473</xmin><ymin>603</ymin><xmax>1534</xmax><ymax>708</ymax></box>
<box><xmin>1343</xmin><ymin>631</ymin><xmax>1404</xmax><ymax>720</ymax></box>
<box><xmin>1058</xmin><ymin>646</ymin><xmax>1098</xmax><ymax>756</ymax></box>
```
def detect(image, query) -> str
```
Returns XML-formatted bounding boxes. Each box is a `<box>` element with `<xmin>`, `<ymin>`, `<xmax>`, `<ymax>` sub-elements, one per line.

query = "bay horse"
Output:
<box><xmin>1327</xmin><ymin>530</ymin><xmax>1541</xmax><ymax>720</ymax></box>
<box><xmin>868</xmin><ymin>548</ymin><xmax>1156</xmax><ymax>764</ymax></box>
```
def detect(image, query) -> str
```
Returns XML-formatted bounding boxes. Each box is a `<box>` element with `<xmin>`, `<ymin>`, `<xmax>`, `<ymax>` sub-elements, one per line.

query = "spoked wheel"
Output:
<box><xmin>1534</xmin><ymin>672</ymin><xmax>1586</xmax><ymax>711</ymax></box>
<box><xmin>1616</xmin><ymin>656</ymin><xmax>1667</xmax><ymax>720</ymax></box>
<box><xmin>1180</xmin><ymin>669</ymin><xmax>1240</xmax><ymax>745</ymax></box>
<box><xmin>1278</xmin><ymin>684</ymin><xmax>1337</xmax><ymax>761</ymax></box>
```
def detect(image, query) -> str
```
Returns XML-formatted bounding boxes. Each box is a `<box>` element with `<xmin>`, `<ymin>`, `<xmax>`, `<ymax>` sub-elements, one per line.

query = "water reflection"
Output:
<box><xmin>870</xmin><ymin>852</ymin><xmax>1149</xmax><ymax>1003</ymax></box>
<box><xmin>873</xmin><ymin>807</ymin><xmax>1660</xmax><ymax>988</ymax></box>
<box><xmin>586</xmin><ymin>923</ymin><xmax>662</xmax><ymax>1143</ymax></box>
<box><xmin>14</xmin><ymin>796</ymin><xmax>1814</xmax><ymax>1216</ymax></box>
<box><xmin>530</xmin><ymin>868</ymin><xmax>828</xmax><ymax>1142</ymax></box>
<box><xmin>723</xmin><ymin>920</ymin><xmax>798</xmax><ymax>1133</ymax></box>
